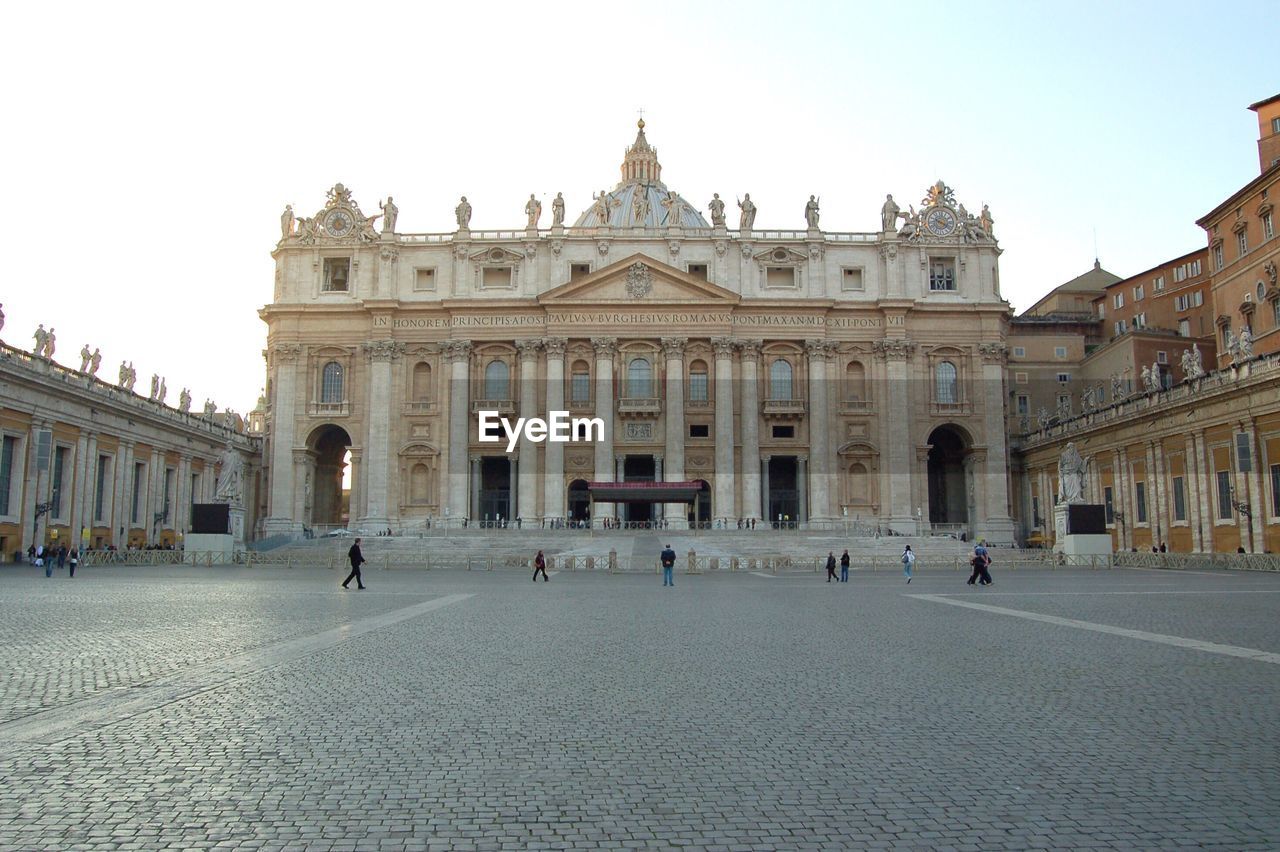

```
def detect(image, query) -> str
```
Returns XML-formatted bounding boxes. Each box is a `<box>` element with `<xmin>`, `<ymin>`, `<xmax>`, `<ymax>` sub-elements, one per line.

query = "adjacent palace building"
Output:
<box><xmin>261</xmin><ymin>120</ymin><xmax>1017</xmax><ymax>540</ymax></box>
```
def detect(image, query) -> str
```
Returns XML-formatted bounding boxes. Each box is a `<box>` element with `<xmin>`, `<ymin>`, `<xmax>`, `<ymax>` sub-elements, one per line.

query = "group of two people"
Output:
<box><xmin>823</xmin><ymin>542</ymin><xmax>993</xmax><ymax>585</ymax></box>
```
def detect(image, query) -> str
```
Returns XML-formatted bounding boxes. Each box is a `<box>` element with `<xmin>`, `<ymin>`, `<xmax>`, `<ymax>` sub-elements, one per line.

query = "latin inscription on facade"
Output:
<box><xmin>373</xmin><ymin>313</ymin><xmax>896</xmax><ymax>330</ymax></box>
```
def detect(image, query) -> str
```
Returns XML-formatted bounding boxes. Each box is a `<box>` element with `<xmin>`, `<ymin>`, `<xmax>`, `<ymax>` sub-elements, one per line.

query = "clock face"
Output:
<box><xmin>324</xmin><ymin>210</ymin><xmax>353</xmax><ymax>237</ymax></box>
<box><xmin>925</xmin><ymin>207</ymin><xmax>957</xmax><ymax>237</ymax></box>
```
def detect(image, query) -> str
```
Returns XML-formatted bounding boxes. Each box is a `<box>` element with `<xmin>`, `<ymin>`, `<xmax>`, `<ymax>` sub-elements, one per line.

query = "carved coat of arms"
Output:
<box><xmin>625</xmin><ymin>262</ymin><xmax>652</xmax><ymax>299</ymax></box>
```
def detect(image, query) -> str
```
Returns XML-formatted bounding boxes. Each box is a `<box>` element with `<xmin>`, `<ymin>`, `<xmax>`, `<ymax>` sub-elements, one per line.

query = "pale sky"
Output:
<box><xmin>2</xmin><ymin>0</ymin><xmax>1273</xmax><ymax>410</ymax></box>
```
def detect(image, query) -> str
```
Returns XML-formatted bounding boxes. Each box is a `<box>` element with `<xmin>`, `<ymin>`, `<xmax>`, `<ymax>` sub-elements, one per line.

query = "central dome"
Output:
<box><xmin>573</xmin><ymin>120</ymin><xmax>710</xmax><ymax>230</ymax></box>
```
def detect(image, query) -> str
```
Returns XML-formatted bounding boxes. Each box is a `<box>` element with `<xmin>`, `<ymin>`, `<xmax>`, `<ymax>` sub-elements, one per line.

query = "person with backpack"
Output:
<box><xmin>901</xmin><ymin>544</ymin><xmax>915</xmax><ymax>584</ymax></box>
<box><xmin>839</xmin><ymin>549</ymin><xmax>850</xmax><ymax>583</ymax></box>
<box><xmin>968</xmin><ymin>541</ymin><xmax>993</xmax><ymax>586</ymax></box>
<box><xmin>660</xmin><ymin>543</ymin><xmax>677</xmax><ymax>587</ymax></box>
<box><xmin>68</xmin><ymin>548</ymin><xmax>79</xmax><ymax>578</ymax></box>
<box><xmin>825</xmin><ymin>551</ymin><xmax>838</xmax><ymax>582</ymax></box>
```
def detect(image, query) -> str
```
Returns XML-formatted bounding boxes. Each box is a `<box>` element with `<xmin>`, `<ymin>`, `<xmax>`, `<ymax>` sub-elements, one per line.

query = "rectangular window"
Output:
<box><xmin>1032</xmin><ymin>495</ymin><xmax>1041</xmax><ymax>526</ymax></box>
<box><xmin>94</xmin><ymin>455</ymin><xmax>109</xmax><ymax>522</ymax></box>
<box><xmin>841</xmin><ymin>267</ymin><xmax>864</xmax><ymax>291</ymax></box>
<box><xmin>1134</xmin><ymin>313</ymin><xmax>1147</xmax><ymax>328</ymax></box>
<box><xmin>1174</xmin><ymin>266</ymin><xmax>1186</xmax><ymax>283</ymax></box>
<box><xmin>1222</xmin><ymin>321</ymin><xmax>1232</xmax><ymax>348</ymax></box>
<box><xmin>771</xmin><ymin>425</ymin><xmax>795</xmax><ymax>439</ymax></box>
<box><xmin>688</xmin><ymin>372</ymin><xmax>708</xmax><ymax>402</ymax></box>
<box><xmin>481</xmin><ymin>267</ymin><xmax>513</xmax><ymax>288</ymax></box>
<box><xmin>1216</xmin><ymin>469</ymin><xmax>1232</xmax><ymax>520</ymax></box>
<box><xmin>1264</xmin><ymin>212</ymin><xmax>1274</xmax><ymax>240</ymax></box>
<box><xmin>1273</xmin><ymin>117</ymin><xmax>1280</xmax><ymax>134</ymax></box>
<box><xmin>1113</xmin><ymin>293</ymin><xmax>1125</xmax><ymax>309</ymax></box>
<box><xmin>0</xmin><ymin>435</ymin><xmax>15</xmax><ymax>516</ymax></box>
<box><xmin>1213</xmin><ymin>243</ymin><xmax>1224</xmax><ymax>270</ymax></box>
<box><xmin>1057</xmin><ymin>393</ymin><xmax>1071</xmax><ymax>409</ymax></box>
<box><xmin>1157</xmin><ymin>350</ymin><xmax>1167</xmax><ymax>364</ymax></box>
<box><xmin>1153</xmin><ymin>276</ymin><xmax>1164</xmax><ymax>292</ymax></box>
<box><xmin>1014</xmin><ymin>371</ymin><xmax>1028</xmax><ymax>384</ymax></box>
<box><xmin>51</xmin><ymin>446</ymin><xmax>67</xmax><ymax>517</ymax></box>
<box><xmin>570</xmin><ymin>371</ymin><xmax>590</xmax><ymax>404</ymax></box>
<box><xmin>1054</xmin><ymin>346</ymin><xmax>1067</xmax><ymax>358</ymax></box>
<box><xmin>686</xmin><ymin>263</ymin><xmax>708</xmax><ymax>280</ymax></box>
<box><xmin>569</xmin><ymin>263</ymin><xmax>591</xmax><ymax>281</ymax></box>
<box><xmin>1097</xmin><ymin>302</ymin><xmax>1106</xmax><ymax>318</ymax></box>
<box><xmin>1133</xmin><ymin>284</ymin><xmax>1145</xmax><ymax>301</ymax></box>
<box><xmin>1174</xmin><ymin>294</ymin><xmax>1188</xmax><ymax>312</ymax></box>
<box><xmin>1057</xmin><ymin>372</ymin><xmax>1071</xmax><ymax>384</ymax></box>
<box><xmin>688</xmin><ymin>424</ymin><xmax>710</xmax><ymax>438</ymax></box>
<box><xmin>1191</xmin><ymin>259</ymin><xmax>1201</xmax><ymax>276</ymax></box>
<box><xmin>1178</xmin><ymin>319</ymin><xmax>1190</xmax><ymax>337</ymax></box>
<box><xmin>322</xmin><ymin>257</ymin><xmax>350</xmax><ymax>292</ymax></box>
<box><xmin>1016</xmin><ymin>394</ymin><xmax>1029</xmax><ymax>415</ymax></box>
<box><xmin>1272</xmin><ymin>463</ymin><xmax>1280</xmax><ymax>516</ymax></box>
<box><xmin>1012</xmin><ymin>347</ymin><xmax>1026</xmax><ymax>357</ymax></box>
<box><xmin>928</xmin><ymin>258</ymin><xmax>956</xmax><ymax>291</ymax></box>
<box><xmin>131</xmin><ymin>462</ymin><xmax>145</xmax><ymax>524</ymax></box>
<box><xmin>1193</xmin><ymin>291</ymin><xmax>1203</xmax><ymax>307</ymax></box>
<box><xmin>765</xmin><ymin>267</ymin><xmax>796</xmax><ymax>288</ymax></box>
<box><xmin>1114</xmin><ymin>320</ymin><xmax>1127</xmax><ymax>336</ymax></box>
<box><xmin>413</xmin><ymin>268</ymin><xmax>436</xmax><ymax>291</ymax></box>
<box><xmin>1104</xmin><ymin>486</ymin><xmax>1114</xmax><ymax>524</ymax></box>
<box><xmin>1274</xmin><ymin>297</ymin><xmax>1280</xmax><ymax>329</ymax></box>
<box><xmin>1237</xmin><ymin>230</ymin><xmax>1248</xmax><ymax>257</ymax></box>
<box><xmin>1135</xmin><ymin>481</ymin><xmax>1147</xmax><ymax>523</ymax></box>
<box><xmin>1172</xmin><ymin>475</ymin><xmax>1186</xmax><ymax>521</ymax></box>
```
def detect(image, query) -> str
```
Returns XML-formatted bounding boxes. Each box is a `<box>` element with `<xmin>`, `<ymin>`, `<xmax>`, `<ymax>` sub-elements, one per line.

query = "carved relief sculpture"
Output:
<box><xmin>625</xmin><ymin>262</ymin><xmax>653</xmax><ymax>299</ymax></box>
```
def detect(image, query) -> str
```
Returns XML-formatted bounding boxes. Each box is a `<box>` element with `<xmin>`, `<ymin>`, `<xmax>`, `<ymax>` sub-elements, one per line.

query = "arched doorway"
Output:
<box><xmin>926</xmin><ymin>425</ymin><xmax>969</xmax><ymax>530</ymax></box>
<box><xmin>308</xmin><ymin>424</ymin><xmax>352</xmax><ymax>528</ymax></box>
<box><xmin>688</xmin><ymin>479</ymin><xmax>711</xmax><ymax>529</ymax></box>
<box><xmin>567</xmin><ymin>479</ymin><xmax>590</xmax><ymax>527</ymax></box>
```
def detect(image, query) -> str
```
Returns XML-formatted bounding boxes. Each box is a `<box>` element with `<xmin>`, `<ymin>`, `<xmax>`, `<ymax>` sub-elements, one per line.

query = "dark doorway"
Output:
<box><xmin>567</xmin><ymin>479</ymin><xmax>590</xmax><ymax>526</ymax></box>
<box><xmin>768</xmin><ymin>456</ymin><xmax>799</xmax><ymax>528</ymax></box>
<box><xmin>927</xmin><ymin>426</ymin><xmax>969</xmax><ymax>526</ymax></box>
<box><xmin>479</xmin><ymin>456</ymin><xmax>511</xmax><ymax>525</ymax></box>
<box><xmin>309</xmin><ymin>424</ymin><xmax>352</xmax><ymax>527</ymax></box>
<box><xmin>623</xmin><ymin>455</ymin><xmax>656</xmax><ymax>526</ymax></box>
<box><xmin>688</xmin><ymin>479</ymin><xmax>711</xmax><ymax>529</ymax></box>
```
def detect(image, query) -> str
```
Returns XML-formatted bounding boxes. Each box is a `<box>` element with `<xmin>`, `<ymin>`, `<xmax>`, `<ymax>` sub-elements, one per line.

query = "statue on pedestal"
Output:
<box><xmin>1057</xmin><ymin>442</ymin><xmax>1088</xmax><ymax>504</ymax></box>
<box><xmin>149</xmin><ymin>374</ymin><xmax>160</xmax><ymax>400</ymax></box>
<box><xmin>89</xmin><ymin>347</ymin><xmax>101</xmax><ymax>376</ymax></box>
<box><xmin>179</xmin><ymin>388</ymin><xmax>191</xmax><ymax>413</ymax></box>
<box><xmin>1237</xmin><ymin>328</ymin><xmax>1254</xmax><ymax>362</ymax></box>
<box><xmin>43</xmin><ymin>328</ymin><xmax>56</xmax><ymax>359</ymax></box>
<box><xmin>805</xmin><ymin>195</ymin><xmax>820</xmax><ymax>228</ymax></box>
<box><xmin>157</xmin><ymin>378</ymin><xmax>167</xmax><ymax>404</ymax></box>
<box><xmin>455</xmin><ymin>196</ymin><xmax>472</xmax><ymax>229</ymax></box>
<box><xmin>592</xmin><ymin>190</ymin><xmax>616</xmax><ymax>226</ymax></box>
<box><xmin>1056</xmin><ymin>395</ymin><xmax>1071</xmax><ymax>422</ymax></box>
<box><xmin>1110</xmin><ymin>372</ymin><xmax>1125</xmax><ymax>402</ymax></box>
<box><xmin>79</xmin><ymin>344</ymin><xmax>91</xmax><ymax>373</ymax></box>
<box><xmin>280</xmin><ymin>205</ymin><xmax>294</xmax><ymax>241</ymax></box>
<box><xmin>203</xmin><ymin>399</ymin><xmax>217</xmax><ymax>418</ymax></box>
<box><xmin>551</xmin><ymin>192</ymin><xmax>565</xmax><ymax>227</ymax></box>
<box><xmin>214</xmin><ymin>441</ymin><xmax>244</xmax><ymax>505</ymax></box>
<box><xmin>708</xmin><ymin>193</ymin><xmax>726</xmax><ymax>227</ymax></box>
<box><xmin>737</xmin><ymin>193</ymin><xmax>756</xmax><ymax>230</ymax></box>
<box><xmin>0</xmin><ymin>303</ymin><xmax>5</xmax><ymax>335</ymax></box>
<box><xmin>1036</xmin><ymin>406</ymin><xmax>1050</xmax><ymax>432</ymax></box>
<box><xmin>979</xmin><ymin>204</ymin><xmax>994</xmax><ymax>238</ymax></box>
<box><xmin>379</xmin><ymin>196</ymin><xmax>397</xmax><ymax>233</ymax></box>
<box><xmin>662</xmin><ymin>190</ymin><xmax>683</xmax><ymax>226</ymax></box>
<box><xmin>880</xmin><ymin>194</ymin><xmax>900</xmax><ymax>231</ymax></box>
<box><xmin>632</xmin><ymin>189</ymin><xmax>650</xmax><ymax>224</ymax></box>
<box><xmin>524</xmin><ymin>193</ymin><xmax>541</xmax><ymax>228</ymax></box>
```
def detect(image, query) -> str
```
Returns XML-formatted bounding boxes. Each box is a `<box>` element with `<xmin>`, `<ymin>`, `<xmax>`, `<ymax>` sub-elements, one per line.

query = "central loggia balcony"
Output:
<box><xmin>617</xmin><ymin>397</ymin><xmax>662</xmax><ymax>418</ymax></box>
<box><xmin>762</xmin><ymin>399</ymin><xmax>806</xmax><ymax>419</ymax></box>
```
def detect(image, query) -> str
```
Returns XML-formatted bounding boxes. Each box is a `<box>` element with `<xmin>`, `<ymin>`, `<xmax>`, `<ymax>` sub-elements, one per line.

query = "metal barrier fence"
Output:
<box><xmin>73</xmin><ymin>548</ymin><xmax>1280</xmax><ymax>573</ymax></box>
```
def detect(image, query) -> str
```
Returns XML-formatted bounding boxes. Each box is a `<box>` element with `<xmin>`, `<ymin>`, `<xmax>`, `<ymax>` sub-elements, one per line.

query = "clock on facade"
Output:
<box><xmin>324</xmin><ymin>209</ymin><xmax>354</xmax><ymax>237</ymax></box>
<box><xmin>925</xmin><ymin>207</ymin><xmax>957</xmax><ymax>237</ymax></box>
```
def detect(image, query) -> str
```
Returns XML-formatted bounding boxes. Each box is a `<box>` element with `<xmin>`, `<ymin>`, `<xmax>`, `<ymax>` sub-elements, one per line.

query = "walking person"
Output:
<box><xmin>901</xmin><ymin>544</ymin><xmax>915</xmax><ymax>583</ymax></box>
<box><xmin>57</xmin><ymin>545</ymin><xmax>67</xmax><ymax>572</ymax></box>
<box><xmin>967</xmin><ymin>540</ymin><xmax>987</xmax><ymax>585</ymax></box>
<box><xmin>342</xmin><ymin>537</ymin><xmax>367</xmax><ymax>590</ymax></box>
<box><xmin>68</xmin><ymin>548</ymin><xmax>78</xmax><ymax>578</ymax></box>
<box><xmin>840</xmin><ymin>549</ymin><xmax>850</xmax><ymax>583</ymax></box>
<box><xmin>532</xmin><ymin>549</ymin><xmax>549</xmax><ymax>582</ymax></box>
<box><xmin>825</xmin><ymin>551</ymin><xmax>838</xmax><ymax>582</ymax></box>
<box><xmin>660</xmin><ymin>543</ymin><xmax>676</xmax><ymax>587</ymax></box>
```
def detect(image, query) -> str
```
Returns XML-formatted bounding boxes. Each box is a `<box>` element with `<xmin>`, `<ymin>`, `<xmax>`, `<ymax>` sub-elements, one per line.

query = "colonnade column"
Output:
<box><xmin>653</xmin><ymin>455</ymin><xmax>663</xmax><ymax>523</ymax></box>
<box><xmin>803</xmin><ymin>341</ymin><xmax>832</xmax><ymax>528</ymax></box>
<box><xmin>738</xmin><ymin>341</ymin><xmax>762</xmax><ymax>523</ymax></box>
<box><xmin>978</xmin><ymin>343</ymin><xmax>1016</xmax><ymax>543</ymax></box>
<box><xmin>711</xmin><ymin>337</ymin><xmax>735</xmax><ymax>526</ymax></box>
<box><xmin>1192</xmin><ymin>431</ymin><xmax>1213</xmax><ymax>551</ymax></box>
<box><xmin>515</xmin><ymin>338</ymin><xmax>542</xmax><ymax>524</ymax></box>
<box><xmin>175</xmin><ymin>452</ymin><xmax>189</xmax><ymax>538</ymax></box>
<box><xmin>361</xmin><ymin>340</ymin><xmax>402</xmax><ymax>529</ymax></box>
<box><xmin>797</xmin><ymin>455</ymin><xmax>809</xmax><ymax>526</ymax></box>
<box><xmin>542</xmin><ymin>338</ymin><xmax>567</xmax><ymax>524</ymax></box>
<box><xmin>443</xmin><ymin>341</ymin><xmax>473</xmax><ymax>525</ymax></box>
<box><xmin>591</xmin><ymin>338</ymin><xmax>617</xmax><ymax>528</ymax></box>
<box><xmin>760</xmin><ymin>455</ymin><xmax>771</xmax><ymax>524</ymax></box>
<box><xmin>347</xmin><ymin>450</ymin><xmax>362</xmax><ymax>529</ymax></box>
<box><xmin>112</xmin><ymin>439</ymin><xmax>134</xmax><ymax>546</ymax></box>
<box><xmin>1184</xmin><ymin>435</ymin><xmax>1202</xmax><ymax>552</ymax></box>
<box><xmin>876</xmin><ymin>338</ymin><xmax>917</xmax><ymax>534</ymax></box>
<box><xmin>264</xmin><ymin>344</ymin><xmax>302</xmax><ymax>535</ymax></box>
<box><xmin>662</xmin><ymin>337</ymin><xmax>688</xmax><ymax>529</ymax></box>
<box><xmin>469</xmin><ymin>457</ymin><xmax>481</xmax><ymax>521</ymax></box>
<box><xmin>69</xmin><ymin>431</ymin><xmax>90</xmax><ymax>550</ymax></box>
<box><xmin>1243</xmin><ymin>422</ymin><xmax>1265</xmax><ymax>552</ymax></box>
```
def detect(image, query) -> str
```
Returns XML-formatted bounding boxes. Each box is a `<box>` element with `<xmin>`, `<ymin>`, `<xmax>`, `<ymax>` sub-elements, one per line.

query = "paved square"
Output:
<box><xmin>1</xmin><ymin>558</ymin><xmax>1278</xmax><ymax>850</ymax></box>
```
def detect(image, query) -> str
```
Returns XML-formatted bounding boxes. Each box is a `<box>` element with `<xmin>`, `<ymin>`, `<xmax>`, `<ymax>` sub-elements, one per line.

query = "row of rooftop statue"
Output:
<box><xmin>279</xmin><ymin>185</ymin><xmax>996</xmax><ymax>240</ymax></box>
<box><xmin>18</xmin><ymin>318</ymin><xmax>229</xmax><ymax>420</ymax></box>
<box><xmin>1031</xmin><ymin>333</ymin><xmax>1257</xmax><ymax>432</ymax></box>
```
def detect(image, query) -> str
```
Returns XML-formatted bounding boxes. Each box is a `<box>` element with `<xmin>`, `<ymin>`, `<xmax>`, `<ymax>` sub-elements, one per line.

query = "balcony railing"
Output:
<box><xmin>685</xmin><ymin>398</ymin><xmax>712</xmax><ymax>411</ymax></box>
<box><xmin>929</xmin><ymin>400</ymin><xmax>972</xmax><ymax>416</ymax></box>
<box><xmin>402</xmin><ymin>401</ymin><xmax>438</xmax><ymax>414</ymax></box>
<box><xmin>762</xmin><ymin>399</ymin><xmax>806</xmax><ymax>419</ymax></box>
<box><xmin>617</xmin><ymin>397</ymin><xmax>661</xmax><ymax>417</ymax></box>
<box><xmin>472</xmin><ymin>399</ymin><xmax>516</xmax><ymax>415</ymax></box>
<box><xmin>308</xmin><ymin>401</ymin><xmax>350</xmax><ymax>417</ymax></box>
<box><xmin>840</xmin><ymin>398</ymin><xmax>872</xmax><ymax>414</ymax></box>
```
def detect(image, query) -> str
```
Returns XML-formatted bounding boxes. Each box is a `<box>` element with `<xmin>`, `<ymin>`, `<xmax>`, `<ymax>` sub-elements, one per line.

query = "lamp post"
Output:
<box><xmin>1229</xmin><ymin>487</ymin><xmax>1252</xmax><ymax>519</ymax></box>
<box><xmin>33</xmin><ymin>489</ymin><xmax>58</xmax><ymax>549</ymax></box>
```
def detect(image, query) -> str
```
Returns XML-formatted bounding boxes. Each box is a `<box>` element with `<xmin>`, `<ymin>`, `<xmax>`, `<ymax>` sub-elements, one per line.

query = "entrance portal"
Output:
<box><xmin>478</xmin><ymin>456</ymin><xmax>511</xmax><ymax>526</ymax></box>
<box><xmin>689</xmin><ymin>480</ymin><xmax>711</xmax><ymax>529</ymax></box>
<box><xmin>927</xmin><ymin>425</ymin><xmax>969</xmax><ymax>529</ymax></box>
<box><xmin>308</xmin><ymin>424</ymin><xmax>352</xmax><ymax>528</ymax></box>
<box><xmin>623</xmin><ymin>455</ymin><xmax>656</xmax><ymax>526</ymax></box>
<box><xmin>567</xmin><ymin>479</ymin><xmax>590</xmax><ymax>526</ymax></box>
<box><xmin>768</xmin><ymin>456</ymin><xmax>799</xmax><ymax>528</ymax></box>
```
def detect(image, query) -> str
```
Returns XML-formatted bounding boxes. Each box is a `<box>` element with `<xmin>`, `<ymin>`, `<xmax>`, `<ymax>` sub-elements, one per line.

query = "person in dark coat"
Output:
<box><xmin>660</xmin><ymin>544</ymin><xmax>676</xmax><ymax>586</ymax></box>
<box><xmin>825</xmin><ymin>552</ymin><xmax>838</xmax><ymax>582</ymax></box>
<box><xmin>342</xmin><ymin>538</ymin><xmax>367</xmax><ymax>589</ymax></box>
<box><xmin>532</xmin><ymin>549</ymin><xmax>548</xmax><ymax>582</ymax></box>
<box><xmin>839</xmin><ymin>549</ymin><xmax>850</xmax><ymax>583</ymax></box>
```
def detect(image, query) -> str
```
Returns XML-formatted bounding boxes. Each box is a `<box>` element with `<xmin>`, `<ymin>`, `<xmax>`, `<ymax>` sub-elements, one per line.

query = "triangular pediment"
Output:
<box><xmin>539</xmin><ymin>254</ymin><xmax>740</xmax><ymax>305</ymax></box>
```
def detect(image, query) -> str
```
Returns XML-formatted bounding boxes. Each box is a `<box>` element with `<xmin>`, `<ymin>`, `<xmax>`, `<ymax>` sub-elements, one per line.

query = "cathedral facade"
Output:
<box><xmin>261</xmin><ymin>122</ymin><xmax>1016</xmax><ymax>541</ymax></box>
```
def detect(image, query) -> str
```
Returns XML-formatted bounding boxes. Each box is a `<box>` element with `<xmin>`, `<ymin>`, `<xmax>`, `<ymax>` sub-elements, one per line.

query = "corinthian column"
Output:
<box><xmin>361</xmin><ymin>339</ymin><xmax>403</xmax><ymax>528</ymax></box>
<box><xmin>516</xmin><ymin>338</ymin><xmax>542</xmax><ymax>524</ymax></box>
<box><xmin>977</xmin><ymin>342</ymin><xmax>1015</xmax><ymax>544</ymax></box>
<box><xmin>875</xmin><ymin>337</ymin><xmax>917</xmax><ymax>534</ymax></box>
<box><xmin>543</xmin><ymin>338</ymin><xmax>567</xmax><ymax>524</ymax></box>
<box><xmin>443</xmin><ymin>340</ymin><xmax>473</xmax><ymax>524</ymax></box>
<box><xmin>804</xmin><ymin>340</ymin><xmax>833</xmax><ymax>527</ymax></box>
<box><xmin>711</xmin><ymin>337</ymin><xmax>736</xmax><ymax>525</ymax></box>
<box><xmin>265</xmin><ymin>344</ymin><xmax>302</xmax><ymax>535</ymax></box>
<box><xmin>591</xmin><ymin>337</ymin><xmax>617</xmax><ymax>527</ymax></box>
<box><xmin>738</xmin><ymin>340</ymin><xmax>762</xmax><ymax>522</ymax></box>
<box><xmin>662</xmin><ymin>337</ymin><xmax>689</xmax><ymax>529</ymax></box>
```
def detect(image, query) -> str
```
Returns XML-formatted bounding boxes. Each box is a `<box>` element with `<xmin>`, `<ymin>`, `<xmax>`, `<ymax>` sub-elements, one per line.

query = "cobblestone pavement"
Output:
<box><xmin>1</xmin><ymin>562</ymin><xmax>1277</xmax><ymax>849</ymax></box>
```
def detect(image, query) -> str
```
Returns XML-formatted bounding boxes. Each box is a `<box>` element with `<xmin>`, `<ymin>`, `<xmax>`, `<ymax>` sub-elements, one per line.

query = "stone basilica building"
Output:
<box><xmin>261</xmin><ymin>121</ymin><xmax>1016</xmax><ymax>541</ymax></box>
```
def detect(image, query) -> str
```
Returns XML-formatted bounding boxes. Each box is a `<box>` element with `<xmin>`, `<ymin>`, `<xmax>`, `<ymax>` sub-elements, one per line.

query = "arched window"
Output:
<box><xmin>688</xmin><ymin>359</ymin><xmax>709</xmax><ymax>402</ymax></box>
<box><xmin>845</xmin><ymin>361</ymin><xmax>866</xmax><ymax>402</ymax></box>
<box><xmin>770</xmin><ymin>358</ymin><xmax>793</xmax><ymax>400</ymax></box>
<box><xmin>412</xmin><ymin>362</ymin><xmax>432</xmax><ymax>400</ymax></box>
<box><xmin>484</xmin><ymin>360</ymin><xmax>509</xmax><ymax>399</ymax></box>
<box><xmin>570</xmin><ymin>360</ymin><xmax>591</xmax><ymax>404</ymax></box>
<box><xmin>410</xmin><ymin>463</ymin><xmax>430</xmax><ymax>504</ymax></box>
<box><xmin>849</xmin><ymin>462</ymin><xmax>869</xmax><ymax>503</ymax></box>
<box><xmin>935</xmin><ymin>361</ymin><xmax>958</xmax><ymax>404</ymax></box>
<box><xmin>627</xmin><ymin>357</ymin><xmax>652</xmax><ymax>397</ymax></box>
<box><xmin>321</xmin><ymin>362</ymin><xmax>344</xmax><ymax>403</ymax></box>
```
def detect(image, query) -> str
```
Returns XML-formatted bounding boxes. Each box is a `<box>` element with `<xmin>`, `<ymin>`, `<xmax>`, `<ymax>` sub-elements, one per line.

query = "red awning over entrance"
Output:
<box><xmin>587</xmin><ymin>481</ymin><xmax>703</xmax><ymax>503</ymax></box>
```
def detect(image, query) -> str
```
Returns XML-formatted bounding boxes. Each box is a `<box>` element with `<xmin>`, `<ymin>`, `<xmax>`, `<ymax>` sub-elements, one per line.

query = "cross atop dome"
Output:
<box><xmin>621</xmin><ymin>118</ymin><xmax>661</xmax><ymax>185</ymax></box>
